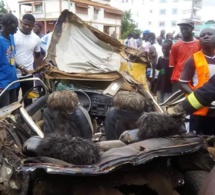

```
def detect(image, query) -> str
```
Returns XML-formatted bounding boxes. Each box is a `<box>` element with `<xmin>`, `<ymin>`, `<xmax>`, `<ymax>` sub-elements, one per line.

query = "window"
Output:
<box><xmin>94</xmin><ymin>8</ymin><xmax>99</xmax><ymax>14</ymax></box>
<box><xmin>34</xmin><ymin>2</ymin><xmax>43</xmax><ymax>12</ymax></box>
<box><xmin>34</xmin><ymin>5</ymin><xmax>42</xmax><ymax>12</ymax></box>
<box><xmin>171</xmin><ymin>21</ymin><xmax>177</xmax><ymax>26</ymax></box>
<box><xmin>159</xmin><ymin>21</ymin><xmax>165</xmax><ymax>27</ymax></box>
<box><xmin>194</xmin><ymin>0</ymin><xmax>199</xmax><ymax>5</ymax></box>
<box><xmin>75</xmin><ymin>4</ymin><xmax>88</xmax><ymax>15</ymax></box>
<box><xmin>172</xmin><ymin>8</ymin><xmax>178</xmax><ymax>14</ymax></box>
<box><xmin>194</xmin><ymin>0</ymin><xmax>201</xmax><ymax>7</ymax></box>
<box><xmin>159</xmin><ymin>9</ymin><xmax>166</xmax><ymax>15</ymax></box>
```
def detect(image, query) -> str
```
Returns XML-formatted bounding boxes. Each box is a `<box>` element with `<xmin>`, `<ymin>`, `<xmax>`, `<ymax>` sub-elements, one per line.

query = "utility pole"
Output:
<box><xmin>59</xmin><ymin>0</ymin><xmax>62</xmax><ymax>12</ymax></box>
<box><xmin>68</xmin><ymin>0</ymin><xmax>70</xmax><ymax>10</ymax></box>
<box><xmin>190</xmin><ymin>0</ymin><xmax>194</xmax><ymax>19</ymax></box>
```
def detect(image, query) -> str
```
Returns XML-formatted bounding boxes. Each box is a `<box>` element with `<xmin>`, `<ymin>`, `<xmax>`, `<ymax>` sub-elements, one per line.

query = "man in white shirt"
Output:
<box><xmin>127</xmin><ymin>34</ymin><xmax>137</xmax><ymax>49</ymax></box>
<box><xmin>14</xmin><ymin>14</ymin><xmax>41</xmax><ymax>107</ymax></box>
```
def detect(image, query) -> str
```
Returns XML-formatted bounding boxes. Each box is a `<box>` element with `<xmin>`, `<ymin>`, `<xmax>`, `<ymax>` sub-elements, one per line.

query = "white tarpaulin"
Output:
<box><xmin>55</xmin><ymin>23</ymin><xmax>121</xmax><ymax>73</ymax></box>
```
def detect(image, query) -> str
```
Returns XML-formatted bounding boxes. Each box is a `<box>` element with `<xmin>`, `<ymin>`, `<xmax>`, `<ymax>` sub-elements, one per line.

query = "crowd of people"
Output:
<box><xmin>1</xmin><ymin>12</ymin><xmax>215</xmax><ymax>136</ymax></box>
<box><xmin>125</xmin><ymin>29</ymin><xmax>180</xmax><ymax>103</ymax></box>
<box><xmin>0</xmin><ymin>13</ymin><xmax>53</xmax><ymax>109</ymax></box>
<box><xmin>125</xmin><ymin>19</ymin><xmax>215</xmax><ymax>135</ymax></box>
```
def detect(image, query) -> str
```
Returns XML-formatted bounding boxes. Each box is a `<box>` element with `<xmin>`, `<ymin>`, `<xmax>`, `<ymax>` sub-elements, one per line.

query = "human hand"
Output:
<box><xmin>21</xmin><ymin>68</ymin><xmax>29</xmax><ymax>76</ymax></box>
<box><xmin>16</xmin><ymin>64</ymin><xmax>29</xmax><ymax>76</ymax></box>
<box><xmin>166</xmin><ymin>103</ymin><xmax>185</xmax><ymax>115</ymax></box>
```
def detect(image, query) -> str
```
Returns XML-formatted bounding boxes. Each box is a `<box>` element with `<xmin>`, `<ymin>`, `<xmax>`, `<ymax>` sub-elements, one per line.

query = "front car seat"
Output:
<box><xmin>43</xmin><ymin>106</ymin><xmax>93</xmax><ymax>139</ymax></box>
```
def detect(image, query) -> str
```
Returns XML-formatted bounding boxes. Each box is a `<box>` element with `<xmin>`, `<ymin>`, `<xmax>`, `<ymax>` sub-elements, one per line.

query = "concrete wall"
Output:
<box><xmin>113</xmin><ymin>0</ymin><xmax>202</xmax><ymax>36</ymax></box>
<box><xmin>19</xmin><ymin>0</ymin><xmax>122</xmax><ymax>38</ymax></box>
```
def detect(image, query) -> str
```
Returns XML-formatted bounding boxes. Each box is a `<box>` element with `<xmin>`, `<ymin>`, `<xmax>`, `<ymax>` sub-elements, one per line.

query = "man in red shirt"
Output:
<box><xmin>169</xmin><ymin>19</ymin><xmax>200</xmax><ymax>93</ymax></box>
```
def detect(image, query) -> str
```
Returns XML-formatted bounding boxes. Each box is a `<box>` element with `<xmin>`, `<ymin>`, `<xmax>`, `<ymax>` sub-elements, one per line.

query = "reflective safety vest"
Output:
<box><xmin>187</xmin><ymin>92</ymin><xmax>204</xmax><ymax>112</ymax></box>
<box><xmin>188</xmin><ymin>51</ymin><xmax>210</xmax><ymax>116</ymax></box>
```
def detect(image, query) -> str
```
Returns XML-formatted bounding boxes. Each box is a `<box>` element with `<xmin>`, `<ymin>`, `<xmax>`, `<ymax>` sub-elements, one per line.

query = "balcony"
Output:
<box><xmin>21</xmin><ymin>11</ymin><xmax>61</xmax><ymax>20</ymax></box>
<box><xmin>31</xmin><ymin>12</ymin><xmax>45</xmax><ymax>19</ymax></box>
<box><xmin>193</xmin><ymin>0</ymin><xmax>202</xmax><ymax>9</ymax></box>
<box><xmin>182</xmin><ymin>9</ymin><xmax>191</xmax><ymax>14</ymax></box>
<box><xmin>193</xmin><ymin>4</ymin><xmax>202</xmax><ymax>10</ymax></box>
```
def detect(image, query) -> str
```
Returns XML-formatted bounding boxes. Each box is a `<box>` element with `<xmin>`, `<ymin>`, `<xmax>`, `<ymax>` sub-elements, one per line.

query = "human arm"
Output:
<box><xmin>168</xmin><ymin>74</ymin><xmax>215</xmax><ymax>114</ymax></box>
<box><xmin>169</xmin><ymin>43</ymin><xmax>178</xmax><ymax>68</ymax></box>
<box><xmin>156</xmin><ymin>57</ymin><xmax>162</xmax><ymax>71</ymax></box>
<box><xmin>34</xmin><ymin>52</ymin><xmax>42</xmax><ymax>69</ymax></box>
<box><xmin>34</xmin><ymin>39</ymin><xmax>42</xmax><ymax>69</ymax></box>
<box><xmin>156</xmin><ymin>36</ymin><xmax>162</xmax><ymax>46</ymax></box>
<box><xmin>180</xmin><ymin>83</ymin><xmax>193</xmax><ymax>94</ymax></box>
<box><xmin>41</xmin><ymin>33</ymin><xmax>52</xmax><ymax>53</ymax></box>
<box><xmin>0</xmin><ymin>45</ymin><xmax>3</xmax><ymax>92</ymax></box>
<box><xmin>15</xmin><ymin>63</ymin><xmax>29</xmax><ymax>76</ymax></box>
<box><xmin>190</xmin><ymin>74</ymin><xmax>215</xmax><ymax>106</ymax></box>
<box><xmin>149</xmin><ymin>45</ymin><xmax>157</xmax><ymax>79</ymax></box>
<box><xmin>179</xmin><ymin>57</ymin><xmax>195</xmax><ymax>94</ymax></box>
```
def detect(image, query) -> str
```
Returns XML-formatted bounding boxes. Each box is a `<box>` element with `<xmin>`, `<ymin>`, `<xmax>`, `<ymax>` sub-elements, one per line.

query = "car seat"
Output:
<box><xmin>43</xmin><ymin>106</ymin><xmax>93</xmax><ymax>139</ymax></box>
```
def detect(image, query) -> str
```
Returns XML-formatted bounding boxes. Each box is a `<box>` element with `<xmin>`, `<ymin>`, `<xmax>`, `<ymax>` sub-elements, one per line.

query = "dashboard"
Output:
<box><xmin>74</xmin><ymin>90</ymin><xmax>113</xmax><ymax>117</ymax></box>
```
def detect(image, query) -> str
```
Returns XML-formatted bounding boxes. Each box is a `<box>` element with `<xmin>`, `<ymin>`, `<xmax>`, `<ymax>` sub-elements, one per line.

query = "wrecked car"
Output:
<box><xmin>0</xmin><ymin>10</ymin><xmax>214</xmax><ymax>195</ymax></box>
<box><xmin>0</xmin><ymin>100</ymin><xmax>213</xmax><ymax>195</ymax></box>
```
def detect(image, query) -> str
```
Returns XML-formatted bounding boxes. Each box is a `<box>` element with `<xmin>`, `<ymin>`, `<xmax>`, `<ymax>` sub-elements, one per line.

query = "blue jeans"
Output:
<box><xmin>16</xmin><ymin>76</ymin><xmax>33</xmax><ymax>107</ymax></box>
<box><xmin>157</xmin><ymin>90</ymin><xmax>172</xmax><ymax>104</ymax></box>
<box><xmin>0</xmin><ymin>88</ymin><xmax>18</xmax><ymax>108</ymax></box>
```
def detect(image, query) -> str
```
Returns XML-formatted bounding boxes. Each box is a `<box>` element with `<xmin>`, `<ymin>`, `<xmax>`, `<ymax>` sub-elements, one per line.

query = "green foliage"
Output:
<box><xmin>121</xmin><ymin>10</ymin><xmax>141</xmax><ymax>39</ymax></box>
<box><xmin>0</xmin><ymin>0</ymin><xmax>8</xmax><ymax>14</ymax></box>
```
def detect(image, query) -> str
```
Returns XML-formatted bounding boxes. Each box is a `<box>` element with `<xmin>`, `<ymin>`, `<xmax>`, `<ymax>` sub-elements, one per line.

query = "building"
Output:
<box><xmin>18</xmin><ymin>0</ymin><xmax>122</xmax><ymax>38</ymax></box>
<box><xmin>195</xmin><ymin>20</ymin><xmax>215</xmax><ymax>36</ymax></box>
<box><xmin>112</xmin><ymin>0</ymin><xmax>202</xmax><ymax>36</ymax></box>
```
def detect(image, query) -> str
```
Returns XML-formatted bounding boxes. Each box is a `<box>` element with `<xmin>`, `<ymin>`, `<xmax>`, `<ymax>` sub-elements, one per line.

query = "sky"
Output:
<box><xmin>200</xmin><ymin>0</ymin><xmax>215</xmax><ymax>21</ymax></box>
<box><xmin>4</xmin><ymin>0</ymin><xmax>215</xmax><ymax>21</ymax></box>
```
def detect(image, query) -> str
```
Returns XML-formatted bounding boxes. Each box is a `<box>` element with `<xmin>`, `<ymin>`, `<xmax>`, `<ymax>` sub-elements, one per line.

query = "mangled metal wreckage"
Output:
<box><xmin>0</xmin><ymin>10</ymin><xmax>214</xmax><ymax>195</ymax></box>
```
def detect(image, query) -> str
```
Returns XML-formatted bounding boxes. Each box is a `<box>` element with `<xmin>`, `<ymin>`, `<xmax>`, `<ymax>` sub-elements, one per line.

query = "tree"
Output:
<box><xmin>0</xmin><ymin>0</ymin><xmax>8</xmax><ymax>14</ymax></box>
<box><xmin>121</xmin><ymin>10</ymin><xmax>141</xmax><ymax>39</ymax></box>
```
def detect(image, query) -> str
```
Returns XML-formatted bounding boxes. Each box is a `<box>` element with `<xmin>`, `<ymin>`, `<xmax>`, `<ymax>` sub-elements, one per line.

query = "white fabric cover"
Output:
<box><xmin>55</xmin><ymin>23</ymin><xmax>121</xmax><ymax>73</ymax></box>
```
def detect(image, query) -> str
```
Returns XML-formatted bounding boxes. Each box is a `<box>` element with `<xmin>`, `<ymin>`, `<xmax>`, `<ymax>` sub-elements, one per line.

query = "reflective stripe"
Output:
<box><xmin>188</xmin><ymin>92</ymin><xmax>203</xmax><ymax>110</ymax></box>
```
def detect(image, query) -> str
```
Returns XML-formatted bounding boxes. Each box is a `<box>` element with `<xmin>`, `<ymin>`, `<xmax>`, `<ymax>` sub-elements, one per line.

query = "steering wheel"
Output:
<box><xmin>74</xmin><ymin>90</ymin><xmax>92</xmax><ymax>112</ymax></box>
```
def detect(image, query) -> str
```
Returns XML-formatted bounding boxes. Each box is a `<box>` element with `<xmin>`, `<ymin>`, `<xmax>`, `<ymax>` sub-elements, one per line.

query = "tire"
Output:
<box><xmin>182</xmin><ymin>171</ymin><xmax>208</xmax><ymax>195</ymax></box>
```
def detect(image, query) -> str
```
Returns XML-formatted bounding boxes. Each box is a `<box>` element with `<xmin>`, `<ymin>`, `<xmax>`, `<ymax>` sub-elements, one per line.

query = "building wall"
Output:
<box><xmin>18</xmin><ymin>0</ymin><xmax>122</xmax><ymax>38</ymax></box>
<box><xmin>113</xmin><ymin>0</ymin><xmax>202</xmax><ymax>36</ymax></box>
